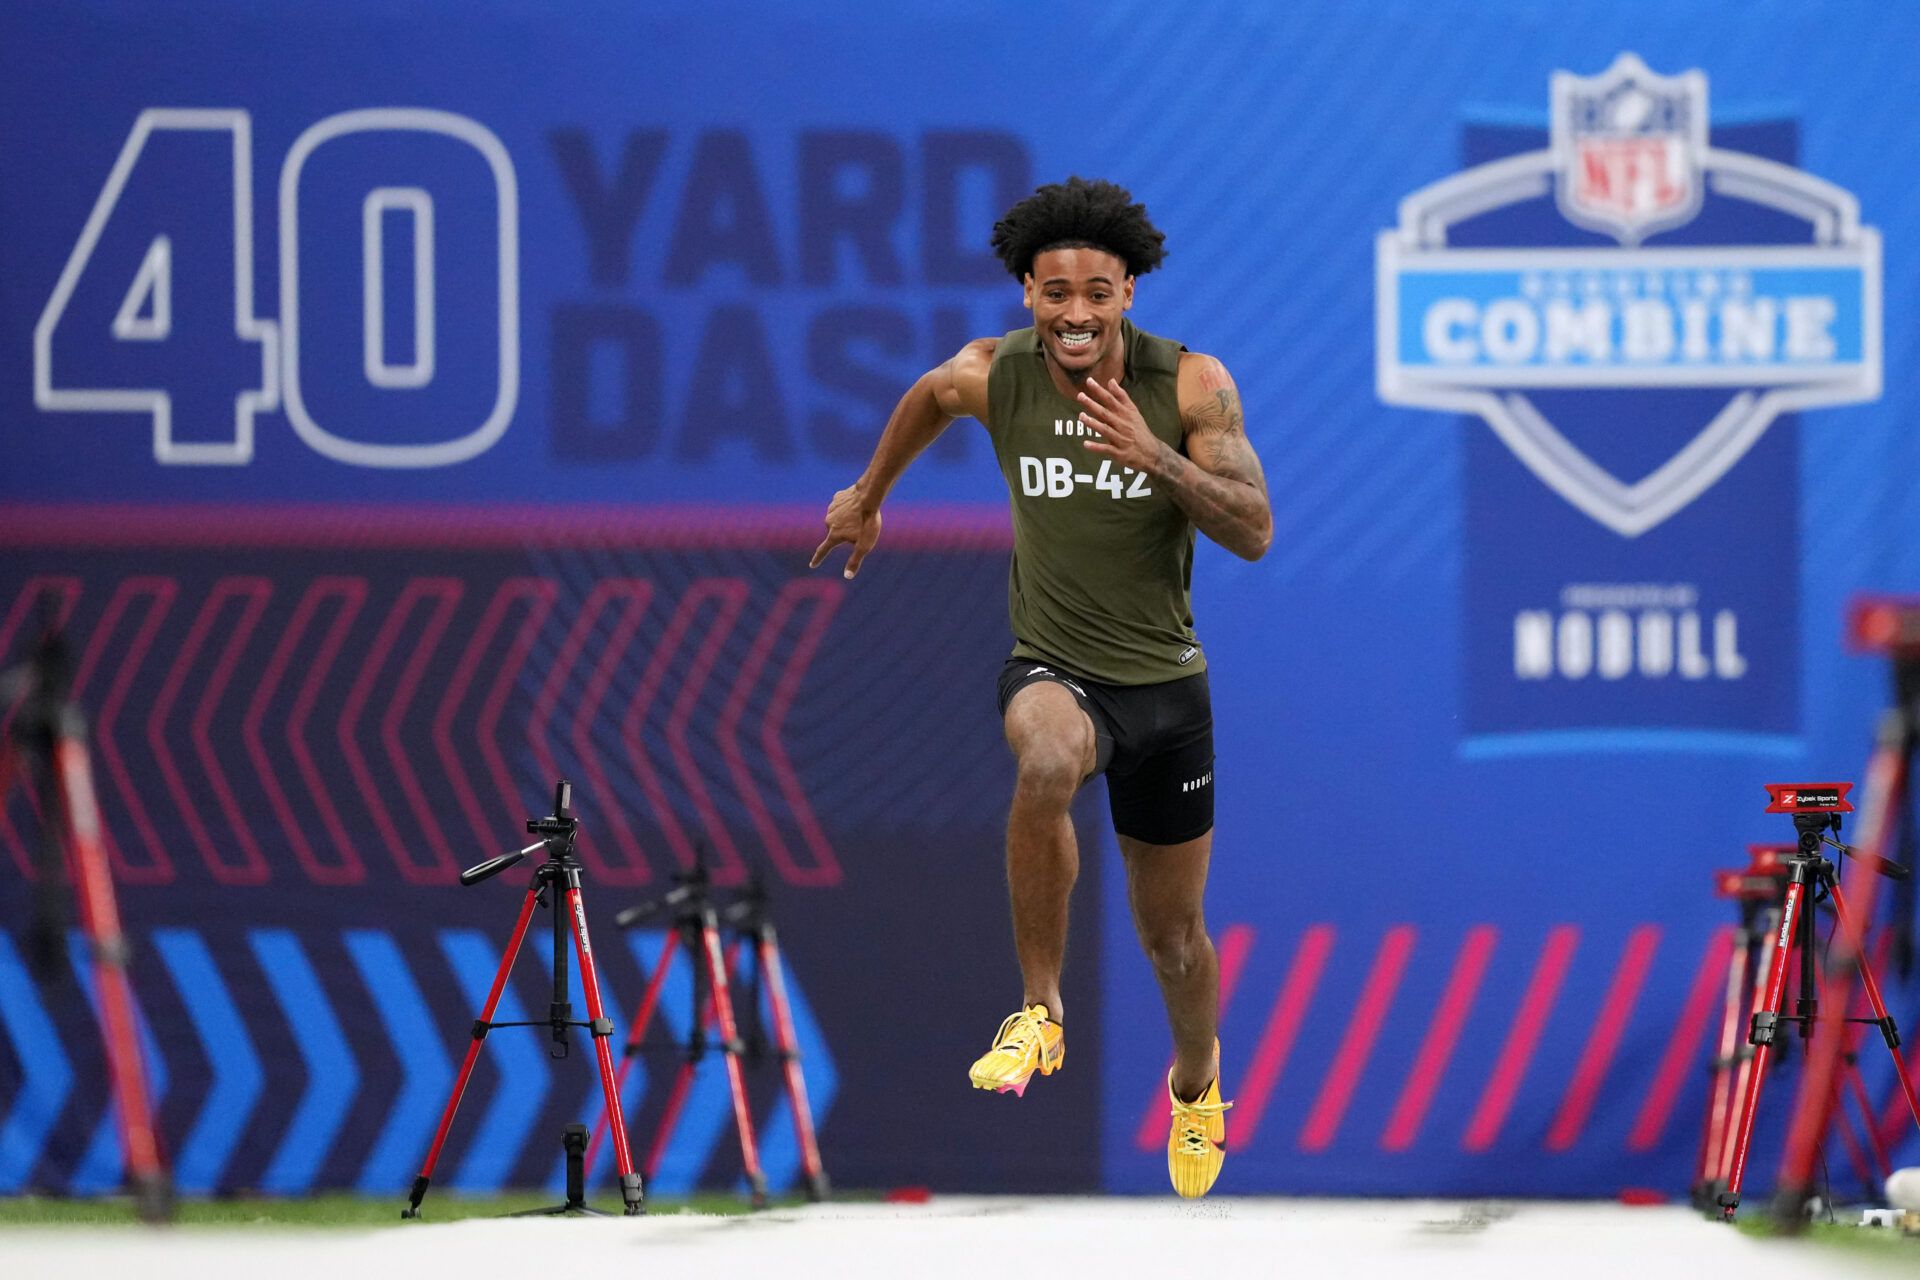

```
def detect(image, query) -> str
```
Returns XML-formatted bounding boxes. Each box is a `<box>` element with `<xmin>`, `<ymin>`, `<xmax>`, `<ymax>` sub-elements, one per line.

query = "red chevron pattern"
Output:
<box><xmin>719</xmin><ymin>579</ymin><xmax>845</xmax><ymax>887</ymax></box>
<box><xmin>619</xmin><ymin>582</ymin><xmax>701</xmax><ymax>875</ymax></box>
<box><xmin>1233</xmin><ymin>924</ymin><xmax>1335</xmax><ymax>1145</ymax></box>
<box><xmin>663</xmin><ymin>579</ymin><xmax>752</xmax><ymax>886</ymax></box>
<box><xmin>531</xmin><ymin>579</ymin><xmax>655</xmax><ymax>886</ymax></box>
<box><xmin>145</xmin><ymin>578</ymin><xmax>270</xmax><ymax>883</ymax></box>
<box><xmin>1381</xmin><ymin>924</ymin><xmax>1497</xmax><ymax>1151</ymax></box>
<box><xmin>1546</xmin><ymin>924</ymin><xmax>1661</xmax><ymax>1150</ymax></box>
<box><xmin>245</xmin><ymin>577</ymin><xmax>369</xmax><ymax>885</ymax></box>
<box><xmin>338</xmin><ymin>579</ymin><xmax>465</xmax><ymax>884</ymax></box>
<box><xmin>434</xmin><ymin>578</ymin><xmax>557</xmax><ymax>860</ymax></box>
<box><xmin>1</xmin><ymin>566</ymin><xmax>844</xmax><ymax>891</ymax></box>
<box><xmin>74</xmin><ymin>577</ymin><xmax>178</xmax><ymax>885</ymax></box>
<box><xmin>1128</xmin><ymin>923</ymin><xmax>1731</xmax><ymax>1158</ymax></box>
<box><xmin>1627</xmin><ymin>925</ymin><xmax>1731</xmax><ymax>1151</ymax></box>
<box><xmin>1462</xmin><ymin>925</ymin><xmax>1580</xmax><ymax>1151</ymax></box>
<box><xmin>1299</xmin><ymin>924</ymin><xmax>1416</xmax><ymax>1151</ymax></box>
<box><xmin>381</xmin><ymin>579</ymin><xmax>466</xmax><ymax>884</ymax></box>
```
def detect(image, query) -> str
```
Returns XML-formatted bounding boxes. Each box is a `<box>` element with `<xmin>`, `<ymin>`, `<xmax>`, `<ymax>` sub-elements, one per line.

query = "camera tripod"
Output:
<box><xmin>403</xmin><ymin>780</ymin><xmax>644</xmax><ymax>1218</ymax></box>
<box><xmin>586</xmin><ymin>861</ymin><xmax>829</xmax><ymax>1205</ymax></box>
<box><xmin>1717</xmin><ymin>789</ymin><xmax>1920</xmax><ymax>1222</ymax></box>
<box><xmin>0</xmin><ymin>603</ymin><xmax>169</xmax><ymax>1222</ymax></box>
<box><xmin>1695</xmin><ymin>844</ymin><xmax>1887</xmax><ymax>1210</ymax></box>
<box><xmin>1841</xmin><ymin>604</ymin><xmax>1920</xmax><ymax>1150</ymax></box>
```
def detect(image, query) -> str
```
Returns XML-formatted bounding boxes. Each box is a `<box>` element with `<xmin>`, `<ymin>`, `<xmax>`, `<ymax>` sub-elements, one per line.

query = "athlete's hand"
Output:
<box><xmin>810</xmin><ymin>484</ymin><xmax>881</xmax><ymax>579</ymax></box>
<box><xmin>1076</xmin><ymin>378</ymin><xmax>1176</xmax><ymax>475</ymax></box>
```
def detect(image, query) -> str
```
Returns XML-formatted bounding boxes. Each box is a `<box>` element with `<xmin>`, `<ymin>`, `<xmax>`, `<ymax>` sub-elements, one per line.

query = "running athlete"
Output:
<box><xmin>810</xmin><ymin>177</ymin><xmax>1271</xmax><ymax>1197</ymax></box>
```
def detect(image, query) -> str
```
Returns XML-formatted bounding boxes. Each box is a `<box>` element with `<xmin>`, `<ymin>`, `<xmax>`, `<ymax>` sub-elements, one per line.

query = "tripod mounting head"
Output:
<box><xmin>1713</xmin><ymin>844</ymin><xmax>1794</xmax><ymax>900</ymax></box>
<box><xmin>1762</xmin><ymin>781</ymin><xmax>1910</xmax><ymax>881</ymax></box>
<box><xmin>1764</xmin><ymin>783</ymin><xmax>1852</xmax><ymax>854</ymax></box>
<box><xmin>722</xmin><ymin>874</ymin><xmax>769</xmax><ymax>929</ymax></box>
<box><xmin>1791</xmin><ymin>810</ymin><xmax>1841</xmax><ymax>855</ymax></box>
<box><xmin>0</xmin><ymin>591</ymin><xmax>76</xmax><ymax>740</ymax></box>
<box><xmin>459</xmin><ymin>778</ymin><xmax>580</xmax><ymax>886</ymax></box>
<box><xmin>613</xmin><ymin>859</ymin><xmax>713</xmax><ymax>928</ymax></box>
<box><xmin>1848</xmin><ymin>595</ymin><xmax>1920</xmax><ymax>655</ymax></box>
<box><xmin>1763</xmin><ymin>783</ymin><xmax>1854</xmax><ymax>817</ymax></box>
<box><xmin>526</xmin><ymin>779</ymin><xmax>578</xmax><ymax>842</ymax></box>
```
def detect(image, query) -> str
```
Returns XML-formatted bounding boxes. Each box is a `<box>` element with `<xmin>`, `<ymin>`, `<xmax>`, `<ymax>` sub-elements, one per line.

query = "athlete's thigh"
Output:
<box><xmin>1105</xmin><ymin>699</ymin><xmax>1213</xmax><ymax>848</ymax></box>
<box><xmin>1119</xmin><ymin>831</ymin><xmax>1213</xmax><ymax>932</ymax></box>
<box><xmin>1002</xmin><ymin>677</ymin><xmax>1100</xmax><ymax>779</ymax></box>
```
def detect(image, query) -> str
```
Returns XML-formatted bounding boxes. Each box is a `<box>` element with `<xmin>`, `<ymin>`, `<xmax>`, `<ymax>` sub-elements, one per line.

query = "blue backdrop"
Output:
<box><xmin>4</xmin><ymin>0</ymin><xmax>1920</xmax><ymax>1200</ymax></box>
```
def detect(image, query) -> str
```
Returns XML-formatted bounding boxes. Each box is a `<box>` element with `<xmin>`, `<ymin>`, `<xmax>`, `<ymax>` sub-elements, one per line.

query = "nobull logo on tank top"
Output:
<box><xmin>1375</xmin><ymin>53</ymin><xmax>1881</xmax><ymax>748</ymax></box>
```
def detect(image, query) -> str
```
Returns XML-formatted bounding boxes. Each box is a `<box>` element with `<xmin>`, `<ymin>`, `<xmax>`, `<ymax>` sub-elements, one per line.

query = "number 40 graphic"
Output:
<box><xmin>33</xmin><ymin>108</ymin><xmax>520</xmax><ymax>468</ymax></box>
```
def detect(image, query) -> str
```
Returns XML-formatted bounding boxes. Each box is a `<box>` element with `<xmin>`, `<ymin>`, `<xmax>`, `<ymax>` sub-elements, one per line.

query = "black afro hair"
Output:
<box><xmin>989</xmin><ymin>177</ymin><xmax>1166</xmax><ymax>281</ymax></box>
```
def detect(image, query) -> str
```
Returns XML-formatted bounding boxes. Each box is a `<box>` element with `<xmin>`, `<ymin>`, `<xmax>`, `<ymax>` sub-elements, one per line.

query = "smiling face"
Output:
<box><xmin>1024</xmin><ymin>246</ymin><xmax>1134</xmax><ymax>381</ymax></box>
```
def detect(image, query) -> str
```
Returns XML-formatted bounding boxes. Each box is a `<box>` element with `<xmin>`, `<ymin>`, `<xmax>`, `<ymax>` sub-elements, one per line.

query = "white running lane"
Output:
<box><xmin>0</xmin><ymin>1197</ymin><xmax>1910</xmax><ymax>1278</ymax></box>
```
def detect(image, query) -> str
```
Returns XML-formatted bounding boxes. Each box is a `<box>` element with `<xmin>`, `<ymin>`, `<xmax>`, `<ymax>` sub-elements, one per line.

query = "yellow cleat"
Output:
<box><xmin>968</xmin><ymin>1004</ymin><xmax>1064</xmax><ymax>1097</ymax></box>
<box><xmin>1166</xmin><ymin>1053</ymin><xmax>1232</xmax><ymax>1198</ymax></box>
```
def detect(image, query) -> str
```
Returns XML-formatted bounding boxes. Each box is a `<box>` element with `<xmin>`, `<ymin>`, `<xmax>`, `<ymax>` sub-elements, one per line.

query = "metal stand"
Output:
<box><xmin>1841</xmin><ymin>599</ymin><xmax>1920</xmax><ymax>1154</ymax></box>
<box><xmin>726</xmin><ymin>877</ymin><xmax>830</xmax><ymax>1202</ymax></box>
<box><xmin>1697</xmin><ymin>844</ymin><xmax>1886</xmax><ymax>1210</ymax></box>
<box><xmin>508</xmin><ymin>1124</ymin><xmax>606</xmax><ymax>1217</ymax></box>
<box><xmin>0</xmin><ymin>604</ymin><xmax>170</xmax><ymax>1223</ymax></box>
<box><xmin>586</xmin><ymin>863</ymin><xmax>830</xmax><ymax>1206</ymax></box>
<box><xmin>1716</xmin><ymin>789</ymin><xmax>1920</xmax><ymax>1223</ymax></box>
<box><xmin>402</xmin><ymin>780</ymin><xmax>645</xmax><ymax>1218</ymax></box>
<box><xmin>1695</xmin><ymin>845</ymin><xmax>1789</xmax><ymax>1210</ymax></box>
<box><xmin>597</xmin><ymin>862</ymin><xmax>768</xmax><ymax>1207</ymax></box>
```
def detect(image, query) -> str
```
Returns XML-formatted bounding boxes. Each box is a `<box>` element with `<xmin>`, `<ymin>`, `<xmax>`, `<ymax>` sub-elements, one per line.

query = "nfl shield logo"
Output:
<box><xmin>1375</xmin><ymin>51</ymin><xmax>1882</xmax><ymax>743</ymax></box>
<box><xmin>1553</xmin><ymin>52</ymin><xmax>1706</xmax><ymax>245</ymax></box>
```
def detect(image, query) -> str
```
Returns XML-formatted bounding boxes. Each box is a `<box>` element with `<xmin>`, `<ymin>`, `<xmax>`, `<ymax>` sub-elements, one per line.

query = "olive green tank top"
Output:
<box><xmin>985</xmin><ymin>320</ymin><xmax>1203</xmax><ymax>685</ymax></box>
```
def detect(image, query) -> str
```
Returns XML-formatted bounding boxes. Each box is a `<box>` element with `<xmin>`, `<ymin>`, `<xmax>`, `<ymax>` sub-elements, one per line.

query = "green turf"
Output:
<box><xmin>0</xmin><ymin>1192</ymin><xmax>797</xmax><ymax>1228</ymax></box>
<box><xmin>1732</xmin><ymin>1210</ymin><xmax>1920</xmax><ymax>1257</ymax></box>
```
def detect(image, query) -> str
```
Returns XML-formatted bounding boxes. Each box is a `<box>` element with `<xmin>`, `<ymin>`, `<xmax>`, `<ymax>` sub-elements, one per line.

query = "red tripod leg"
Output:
<box><xmin>1715</xmin><ymin>907</ymin><xmax>1778</xmax><ymax>1191</ymax></box>
<box><xmin>1698</xmin><ymin>921</ymin><xmax>1754</xmax><ymax>1196</ymax></box>
<box><xmin>758</xmin><ymin>927</ymin><xmax>828</xmax><ymax>1199</ymax></box>
<box><xmin>53</xmin><ymin>737</ymin><xmax>169</xmax><ymax>1221</ymax></box>
<box><xmin>1829</xmin><ymin>1085</ymin><xmax>1877</xmax><ymax>1194</ymax></box>
<box><xmin>1842</xmin><ymin>1056</ymin><xmax>1893</xmax><ymax>1180</ymax></box>
<box><xmin>404</xmin><ymin>881</ymin><xmax>541</xmax><ymax>1217</ymax></box>
<box><xmin>1774</xmin><ymin>874</ymin><xmax>1914</xmax><ymax>1219</ymax></box>
<box><xmin>563</xmin><ymin>883</ymin><xmax>644</xmax><ymax>1214</ymax></box>
<box><xmin>1842</xmin><ymin>934</ymin><xmax>1896</xmax><ymax>1182</ymax></box>
<box><xmin>701</xmin><ymin>919</ymin><xmax>768</xmax><ymax>1205</ymax></box>
<box><xmin>644</xmin><ymin>1010</ymin><xmax>706</xmax><ymax>1179</ymax></box>
<box><xmin>587</xmin><ymin>929</ymin><xmax>679</xmax><ymax>1175</ymax></box>
<box><xmin>1720</xmin><ymin>880</ymin><xmax>1805</xmax><ymax>1219</ymax></box>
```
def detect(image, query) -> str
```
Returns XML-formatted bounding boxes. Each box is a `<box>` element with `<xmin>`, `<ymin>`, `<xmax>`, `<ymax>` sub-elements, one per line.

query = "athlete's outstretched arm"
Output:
<box><xmin>810</xmin><ymin>339</ymin><xmax>995</xmax><ymax>578</ymax></box>
<box><xmin>1074</xmin><ymin>354</ymin><xmax>1272</xmax><ymax>561</ymax></box>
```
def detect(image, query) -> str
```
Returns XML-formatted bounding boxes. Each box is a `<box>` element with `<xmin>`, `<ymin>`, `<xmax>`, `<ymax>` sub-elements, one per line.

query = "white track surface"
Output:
<box><xmin>0</xmin><ymin>1197</ymin><xmax>1910</xmax><ymax>1278</ymax></box>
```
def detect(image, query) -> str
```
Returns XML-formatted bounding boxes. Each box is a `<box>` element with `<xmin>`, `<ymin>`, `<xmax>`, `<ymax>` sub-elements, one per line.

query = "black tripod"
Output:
<box><xmin>403</xmin><ymin>780</ymin><xmax>644</xmax><ymax>1218</ymax></box>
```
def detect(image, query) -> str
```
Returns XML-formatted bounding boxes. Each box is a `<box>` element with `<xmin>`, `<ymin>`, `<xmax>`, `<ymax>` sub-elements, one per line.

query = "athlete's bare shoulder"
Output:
<box><xmin>930</xmin><ymin>337</ymin><xmax>996</xmax><ymax>423</ymax></box>
<box><xmin>1175</xmin><ymin>351</ymin><xmax>1243</xmax><ymax>438</ymax></box>
<box><xmin>1175</xmin><ymin>350</ymin><xmax>1234</xmax><ymax>410</ymax></box>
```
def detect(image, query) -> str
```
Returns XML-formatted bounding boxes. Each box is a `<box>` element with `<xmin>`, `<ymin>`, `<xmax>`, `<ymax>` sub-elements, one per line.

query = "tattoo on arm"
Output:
<box><xmin>1186</xmin><ymin>389</ymin><xmax>1266</xmax><ymax>485</ymax></box>
<box><xmin>1163</xmin><ymin>360</ymin><xmax>1272</xmax><ymax>560</ymax></box>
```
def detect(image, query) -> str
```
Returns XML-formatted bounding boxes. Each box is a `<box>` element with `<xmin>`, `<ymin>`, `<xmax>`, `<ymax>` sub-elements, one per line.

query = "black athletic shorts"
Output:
<box><xmin>995</xmin><ymin>657</ymin><xmax>1214</xmax><ymax>846</ymax></box>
